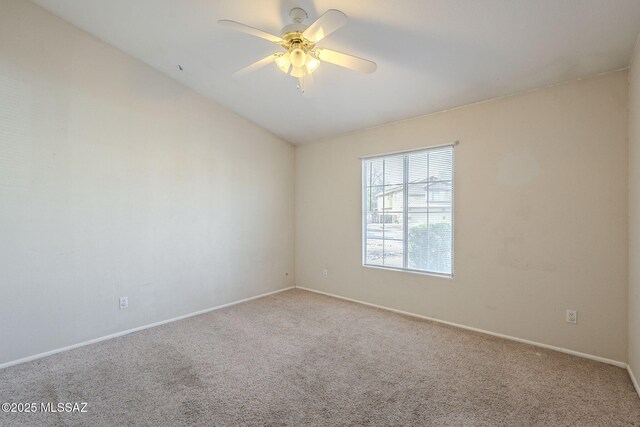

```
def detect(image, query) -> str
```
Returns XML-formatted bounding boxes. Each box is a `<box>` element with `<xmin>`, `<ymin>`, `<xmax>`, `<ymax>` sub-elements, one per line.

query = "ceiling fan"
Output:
<box><xmin>218</xmin><ymin>8</ymin><xmax>377</xmax><ymax>96</ymax></box>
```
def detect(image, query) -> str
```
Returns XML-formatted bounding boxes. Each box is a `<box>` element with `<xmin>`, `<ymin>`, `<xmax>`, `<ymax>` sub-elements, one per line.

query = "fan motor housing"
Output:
<box><xmin>280</xmin><ymin>23</ymin><xmax>307</xmax><ymax>37</ymax></box>
<box><xmin>281</xmin><ymin>31</ymin><xmax>314</xmax><ymax>53</ymax></box>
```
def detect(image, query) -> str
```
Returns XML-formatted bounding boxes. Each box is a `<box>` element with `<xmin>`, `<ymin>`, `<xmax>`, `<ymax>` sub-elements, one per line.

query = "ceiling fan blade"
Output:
<box><xmin>298</xmin><ymin>73</ymin><xmax>315</xmax><ymax>98</ymax></box>
<box><xmin>233</xmin><ymin>54</ymin><xmax>278</xmax><ymax>78</ymax></box>
<box><xmin>218</xmin><ymin>20</ymin><xmax>282</xmax><ymax>43</ymax></box>
<box><xmin>302</xmin><ymin>9</ymin><xmax>348</xmax><ymax>43</ymax></box>
<box><xmin>314</xmin><ymin>49</ymin><xmax>377</xmax><ymax>74</ymax></box>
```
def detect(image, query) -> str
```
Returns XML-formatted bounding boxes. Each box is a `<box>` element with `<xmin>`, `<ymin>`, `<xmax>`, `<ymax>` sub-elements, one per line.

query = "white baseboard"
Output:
<box><xmin>296</xmin><ymin>286</ymin><xmax>627</xmax><ymax>369</ymax></box>
<box><xmin>629</xmin><ymin>365</ymin><xmax>640</xmax><ymax>398</ymax></box>
<box><xmin>0</xmin><ymin>286</ymin><xmax>295</xmax><ymax>370</ymax></box>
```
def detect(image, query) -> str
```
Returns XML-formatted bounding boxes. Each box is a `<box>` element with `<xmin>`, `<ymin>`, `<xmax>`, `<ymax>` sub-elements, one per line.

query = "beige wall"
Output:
<box><xmin>296</xmin><ymin>71</ymin><xmax>629</xmax><ymax>362</ymax></box>
<box><xmin>629</xmin><ymin>37</ymin><xmax>640</xmax><ymax>381</ymax></box>
<box><xmin>0</xmin><ymin>0</ymin><xmax>294</xmax><ymax>365</ymax></box>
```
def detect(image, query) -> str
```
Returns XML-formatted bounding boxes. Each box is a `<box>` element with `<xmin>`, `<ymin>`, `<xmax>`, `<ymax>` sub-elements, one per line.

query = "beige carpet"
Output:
<box><xmin>0</xmin><ymin>289</ymin><xmax>638</xmax><ymax>426</ymax></box>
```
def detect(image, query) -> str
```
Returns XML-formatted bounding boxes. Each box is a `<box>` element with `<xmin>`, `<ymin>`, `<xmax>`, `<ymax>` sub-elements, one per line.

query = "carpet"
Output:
<box><xmin>0</xmin><ymin>288</ymin><xmax>638</xmax><ymax>426</ymax></box>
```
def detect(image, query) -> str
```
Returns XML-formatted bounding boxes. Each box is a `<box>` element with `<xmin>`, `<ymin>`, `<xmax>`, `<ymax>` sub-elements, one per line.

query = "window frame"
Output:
<box><xmin>361</xmin><ymin>143</ymin><xmax>456</xmax><ymax>278</ymax></box>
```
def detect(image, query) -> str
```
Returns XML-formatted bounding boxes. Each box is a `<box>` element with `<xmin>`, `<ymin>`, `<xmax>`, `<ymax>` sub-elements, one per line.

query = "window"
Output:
<box><xmin>362</xmin><ymin>145</ymin><xmax>454</xmax><ymax>276</ymax></box>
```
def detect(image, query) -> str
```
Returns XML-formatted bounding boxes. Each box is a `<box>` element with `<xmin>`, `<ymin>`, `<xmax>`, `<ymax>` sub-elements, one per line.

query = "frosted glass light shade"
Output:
<box><xmin>306</xmin><ymin>57</ymin><xmax>320</xmax><ymax>74</ymax></box>
<box><xmin>275</xmin><ymin>53</ymin><xmax>291</xmax><ymax>74</ymax></box>
<box><xmin>290</xmin><ymin>48</ymin><xmax>306</xmax><ymax>67</ymax></box>
<box><xmin>290</xmin><ymin>65</ymin><xmax>305</xmax><ymax>78</ymax></box>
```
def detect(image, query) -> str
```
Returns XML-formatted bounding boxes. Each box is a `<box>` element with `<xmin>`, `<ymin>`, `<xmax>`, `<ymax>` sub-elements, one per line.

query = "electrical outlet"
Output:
<box><xmin>322</xmin><ymin>269</ymin><xmax>328</xmax><ymax>278</ymax></box>
<box><xmin>119</xmin><ymin>296</ymin><xmax>128</xmax><ymax>309</ymax></box>
<box><xmin>566</xmin><ymin>309</ymin><xmax>577</xmax><ymax>324</ymax></box>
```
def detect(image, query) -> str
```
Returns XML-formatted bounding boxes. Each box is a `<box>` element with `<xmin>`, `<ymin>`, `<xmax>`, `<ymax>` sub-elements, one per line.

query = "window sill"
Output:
<box><xmin>362</xmin><ymin>263</ymin><xmax>454</xmax><ymax>279</ymax></box>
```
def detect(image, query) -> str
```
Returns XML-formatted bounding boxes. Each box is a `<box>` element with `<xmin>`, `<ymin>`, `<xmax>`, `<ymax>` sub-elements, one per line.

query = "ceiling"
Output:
<box><xmin>31</xmin><ymin>0</ymin><xmax>640</xmax><ymax>144</ymax></box>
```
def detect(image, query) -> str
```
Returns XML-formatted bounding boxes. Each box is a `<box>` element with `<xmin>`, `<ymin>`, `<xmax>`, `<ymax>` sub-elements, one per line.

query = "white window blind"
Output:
<box><xmin>362</xmin><ymin>145</ymin><xmax>454</xmax><ymax>276</ymax></box>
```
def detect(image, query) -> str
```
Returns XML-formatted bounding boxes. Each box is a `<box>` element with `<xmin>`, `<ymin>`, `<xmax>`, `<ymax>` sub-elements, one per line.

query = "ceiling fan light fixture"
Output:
<box><xmin>306</xmin><ymin>56</ymin><xmax>320</xmax><ymax>74</ymax></box>
<box><xmin>290</xmin><ymin>47</ymin><xmax>307</xmax><ymax>68</ymax></box>
<box><xmin>275</xmin><ymin>53</ymin><xmax>291</xmax><ymax>74</ymax></box>
<box><xmin>220</xmin><ymin>7</ymin><xmax>377</xmax><ymax>95</ymax></box>
<box><xmin>290</xmin><ymin>65</ymin><xmax>305</xmax><ymax>78</ymax></box>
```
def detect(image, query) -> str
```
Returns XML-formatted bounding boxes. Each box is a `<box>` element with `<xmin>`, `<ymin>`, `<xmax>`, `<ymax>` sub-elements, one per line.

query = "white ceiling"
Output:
<box><xmin>31</xmin><ymin>0</ymin><xmax>640</xmax><ymax>144</ymax></box>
